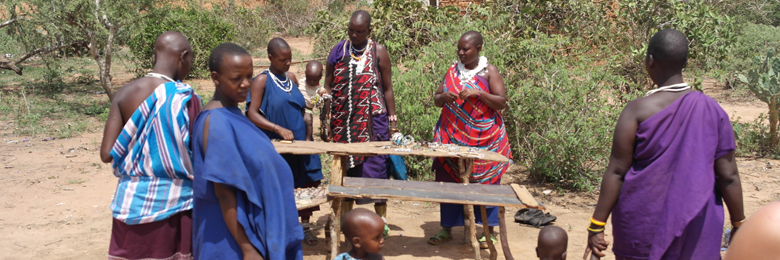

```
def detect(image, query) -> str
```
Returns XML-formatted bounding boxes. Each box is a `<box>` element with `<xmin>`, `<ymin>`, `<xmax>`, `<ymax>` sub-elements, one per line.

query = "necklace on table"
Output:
<box><xmin>266</xmin><ymin>70</ymin><xmax>292</xmax><ymax>93</ymax></box>
<box><xmin>456</xmin><ymin>56</ymin><xmax>488</xmax><ymax>84</ymax></box>
<box><xmin>645</xmin><ymin>82</ymin><xmax>690</xmax><ymax>96</ymax></box>
<box><xmin>145</xmin><ymin>72</ymin><xmax>176</xmax><ymax>82</ymax></box>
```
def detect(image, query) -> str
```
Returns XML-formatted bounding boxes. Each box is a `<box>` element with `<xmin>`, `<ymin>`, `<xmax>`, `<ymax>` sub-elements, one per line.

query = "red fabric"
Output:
<box><xmin>108</xmin><ymin>210</ymin><xmax>192</xmax><ymax>260</ymax></box>
<box><xmin>432</xmin><ymin>64</ymin><xmax>512</xmax><ymax>184</ymax></box>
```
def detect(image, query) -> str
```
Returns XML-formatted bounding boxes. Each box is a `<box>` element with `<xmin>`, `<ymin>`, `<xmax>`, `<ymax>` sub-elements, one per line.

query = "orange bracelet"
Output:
<box><xmin>590</xmin><ymin>217</ymin><xmax>607</xmax><ymax>227</ymax></box>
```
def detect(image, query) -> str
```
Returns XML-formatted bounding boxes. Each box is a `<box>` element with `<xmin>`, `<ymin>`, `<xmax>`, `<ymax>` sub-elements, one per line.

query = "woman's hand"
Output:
<box><xmin>459</xmin><ymin>88</ymin><xmax>481</xmax><ymax>100</ymax></box>
<box><xmin>440</xmin><ymin>91</ymin><xmax>459</xmax><ymax>103</ymax></box>
<box><xmin>584</xmin><ymin>231</ymin><xmax>610</xmax><ymax>259</ymax></box>
<box><xmin>275</xmin><ymin>126</ymin><xmax>294</xmax><ymax>141</ymax></box>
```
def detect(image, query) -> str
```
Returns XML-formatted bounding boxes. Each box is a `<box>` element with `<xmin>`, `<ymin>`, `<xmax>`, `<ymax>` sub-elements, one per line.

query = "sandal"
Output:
<box><xmin>427</xmin><ymin>229</ymin><xmax>452</xmax><ymax>245</ymax></box>
<box><xmin>478</xmin><ymin>234</ymin><xmax>498</xmax><ymax>249</ymax></box>
<box><xmin>303</xmin><ymin>223</ymin><xmax>318</xmax><ymax>246</ymax></box>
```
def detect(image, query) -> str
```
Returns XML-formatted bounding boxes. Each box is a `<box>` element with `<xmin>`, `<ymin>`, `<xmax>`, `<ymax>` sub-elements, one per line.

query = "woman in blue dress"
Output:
<box><xmin>246</xmin><ymin>38</ymin><xmax>324</xmax><ymax>246</ymax></box>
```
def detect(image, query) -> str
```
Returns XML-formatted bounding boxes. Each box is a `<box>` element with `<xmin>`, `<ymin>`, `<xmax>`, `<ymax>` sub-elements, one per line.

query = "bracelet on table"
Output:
<box><xmin>732</xmin><ymin>218</ymin><xmax>746</xmax><ymax>228</ymax></box>
<box><xmin>590</xmin><ymin>217</ymin><xmax>607</xmax><ymax>227</ymax></box>
<box><xmin>587</xmin><ymin>226</ymin><xmax>605</xmax><ymax>233</ymax></box>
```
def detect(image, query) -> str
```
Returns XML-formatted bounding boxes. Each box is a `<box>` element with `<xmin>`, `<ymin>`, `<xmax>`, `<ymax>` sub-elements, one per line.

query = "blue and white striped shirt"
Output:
<box><xmin>110</xmin><ymin>81</ymin><xmax>198</xmax><ymax>225</ymax></box>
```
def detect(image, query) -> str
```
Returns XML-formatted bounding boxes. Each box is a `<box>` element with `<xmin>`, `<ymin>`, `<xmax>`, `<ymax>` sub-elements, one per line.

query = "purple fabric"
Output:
<box><xmin>346</xmin><ymin>113</ymin><xmax>389</xmax><ymax>205</ymax></box>
<box><xmin>611</xmin><ymin>91</ymin><xmax>735</xmax><ymax>259</ymax></box>
<box><xmin>327</xmin><ymin>40</ymin><xmax>348</xmax><ymax>66</ymax></box>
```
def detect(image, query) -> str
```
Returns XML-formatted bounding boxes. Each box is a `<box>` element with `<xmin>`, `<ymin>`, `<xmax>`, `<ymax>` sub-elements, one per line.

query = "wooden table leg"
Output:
<box><xmin>498</xmin><ymin>206</ymin><xmax>514</xmax><ymax>260</ymax></box>
<box><xmin>458</xmin><ymin>158</ymin><xmax>480</xmax><ymax>259</ymax></box>
<box><xmin>481</xmin><ymin>206</ymin><xmax>497</xmax><ymax>260</ymax></box>
<box><xmin>328</xmin><ymin>155</ymin><xmax>346</xmax><ymax>260</ymax></box>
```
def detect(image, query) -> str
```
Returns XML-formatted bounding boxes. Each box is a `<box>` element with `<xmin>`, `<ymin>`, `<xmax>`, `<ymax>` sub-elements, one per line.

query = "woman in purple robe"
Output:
<box><xmin>585</xmin><ymin>29</ymin><xmax>745</xmax><ymax>260</ymax></box>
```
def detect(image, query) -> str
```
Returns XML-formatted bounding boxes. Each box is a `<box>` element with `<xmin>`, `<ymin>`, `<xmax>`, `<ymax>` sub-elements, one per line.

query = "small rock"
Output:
<box><xmin>543</xmin><ymin>190</ymin><xmax>552</xmax><ymax>195</ymax></box>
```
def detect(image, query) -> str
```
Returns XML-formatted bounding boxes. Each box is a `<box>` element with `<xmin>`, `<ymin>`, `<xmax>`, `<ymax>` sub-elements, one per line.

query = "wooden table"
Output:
<box><xmin>273</xmin><ymin>141</ymin><xmax>543</xmax><ymax>260</ymax></box>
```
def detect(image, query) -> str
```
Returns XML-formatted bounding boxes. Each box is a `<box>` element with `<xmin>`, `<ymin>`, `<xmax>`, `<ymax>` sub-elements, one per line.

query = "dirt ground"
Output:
<box><xmin>1</xmin><ymin>38</ymin><xmax>779</xmax><ymax>260</ymax></box>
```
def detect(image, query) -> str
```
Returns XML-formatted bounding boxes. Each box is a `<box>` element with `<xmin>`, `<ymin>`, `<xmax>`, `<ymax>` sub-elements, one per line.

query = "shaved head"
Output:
<box><xmin>342</xmin><ymin>208</ymin><xmax>383</xmax><ymax>240</ymax></box>
<box><xmin>350</xmin><ymin>10</ymin><xmax>371</xmax><ymax>29</ymax></box>
<box><xmin>647</xmin><ymin>29</ymin><xmax>688</xmax><ymax>69</ymax></box>
<box><xmin>305</xmin><ymin>60</ymin><xmax>322</xmax><ymax>75</ymax></box>
<box><xmin>537</xmin><ymin>226</ymin><xmax>568</xmax><ymax>260</ymax></box>
<box><xmin>209</xmin><ymin>43</ymin><xmax>250</xmax><ymax>73</ymax></box>
<box><xmin>154</xmin><ymin>31</ymin><xmax>191</xmax><ymax>57</ymax></box>
<box><xmin>267</xmin><ymin>37</ymin><xmax>291</xmax><ymax>56</ymax></box>
<box><xmin>460</xmin><ymin>31</ymin><xmax>483</xmax><ymax>47</ymax></box>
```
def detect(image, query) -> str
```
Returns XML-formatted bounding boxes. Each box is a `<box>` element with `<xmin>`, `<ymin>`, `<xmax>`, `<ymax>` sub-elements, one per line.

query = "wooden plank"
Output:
<box><xmin>481</xmin><ymin>206</ymin><xmax>497</xmax><ymax>260</ymax></box>
<box><xmin>330</xmin><ymin>156</ymin><xmax>344</xmax><ymax>186</ymax></box>
<box><xmin>272</xmin><ymin>141</ymin><xmax>509</xmax><ymax>163</ymax></box>
<box><xmin>327</xmin><ymin>186</ymin><xmax>527</xmax><ymax>208</ymax></box>
<box><xmin>511</xmin><ymin>184</ymin><xmax>541</xmax><ymax>209</ymax></box>
<box><xmin>498</xmin><ymin>207</ymin><xmax>514</xmax><ymax>260</ymax></box>
<box><xmin>342</xmin><ymin>177</ymin><xmax>517</xmax><ymax>197</ymax></box>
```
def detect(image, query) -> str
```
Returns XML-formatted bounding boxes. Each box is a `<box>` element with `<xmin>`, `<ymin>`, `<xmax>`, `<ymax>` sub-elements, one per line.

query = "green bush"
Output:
<box><xmin>128</xmin><ymin>5</ymin><xmax>236</xmax><ymax>78</ymax></box>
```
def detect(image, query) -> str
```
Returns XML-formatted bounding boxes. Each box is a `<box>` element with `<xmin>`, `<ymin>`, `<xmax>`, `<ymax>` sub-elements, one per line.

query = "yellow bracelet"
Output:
<box><xmin>590</xmin><ymin>217</ymin><xmax>607</xmax><ymax>227</ymax></box>
<box><xmin>732</xmin><ymin>219</ymin><xmax>746</xmax><ymax>228</ymax></box>
<box><xmin>587</xmin><ymin>226</ymin><xmax>605</xmax><ymax>233</ymax></box>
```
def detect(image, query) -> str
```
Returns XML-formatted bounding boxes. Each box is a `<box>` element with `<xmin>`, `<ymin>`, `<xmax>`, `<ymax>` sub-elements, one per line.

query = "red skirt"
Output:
<box><xmin>108</xmin><ymin>210</ymin><xmax>192</xmax><ymax>260</ymax></box>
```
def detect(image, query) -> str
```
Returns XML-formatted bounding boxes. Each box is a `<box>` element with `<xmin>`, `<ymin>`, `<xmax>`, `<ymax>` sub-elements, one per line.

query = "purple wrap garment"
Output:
<box><xmin>611</xmin><ymin>91</ymin><xmax>735</xmax><ymax>260</ymax></box>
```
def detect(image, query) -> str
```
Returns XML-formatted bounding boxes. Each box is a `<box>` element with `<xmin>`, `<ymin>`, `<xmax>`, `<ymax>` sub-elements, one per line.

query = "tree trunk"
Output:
<box><xmin>89</xmin><ymin>26</ymin><xmax>118</xmax><ymax>101</ymax></box>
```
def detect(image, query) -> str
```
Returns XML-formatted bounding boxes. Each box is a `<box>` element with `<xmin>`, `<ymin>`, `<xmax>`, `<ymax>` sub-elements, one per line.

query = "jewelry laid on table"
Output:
<box><xmin>644</xmin><ymin>82</ymin><xmax>690</xmax><ymax>96</ymax></box>
<box><xmin>145</xmin><ymin>73</ymin><xmax>176</xmax><ymax>82</ymax></box>
<box><xmin>265</xmin><ymin>69</ymin><xmax>293</xmax><ymax>93</ymax></box>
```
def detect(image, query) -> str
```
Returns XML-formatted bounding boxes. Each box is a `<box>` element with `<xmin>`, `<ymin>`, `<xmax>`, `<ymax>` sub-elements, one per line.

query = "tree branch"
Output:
<box><xmin>0</xmin><ymin>15</ymin><xmax>25</xmax><ymax>29</ymax></box>
<box><xmin>0</xmin><ymin>41</ymin><xmax>85</xmax><ymax>75</ymax></box>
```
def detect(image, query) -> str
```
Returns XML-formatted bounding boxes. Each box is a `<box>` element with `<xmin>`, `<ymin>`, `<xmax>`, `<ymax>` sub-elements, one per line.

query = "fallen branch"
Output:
<box><xmin>0</xmin><ymin>41</ymin><xmax>85</xmax><ymax>75</ymax></box>
<box><xmin>0</xmin><ymin>15</ymin><xmax>26</xmax><ymax>29</ymax></box>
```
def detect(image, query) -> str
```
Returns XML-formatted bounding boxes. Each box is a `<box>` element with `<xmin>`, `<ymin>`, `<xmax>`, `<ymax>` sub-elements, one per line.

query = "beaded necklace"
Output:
<box><xmin>349</xmin><ymin>39</ymin><xmax>372</xmax><ymax>61</ymax></box>
<box><xmin>644</xmin><ymin>82</ymin><xmax>690</xmax><ymax>96</ymax></box>
<box><xmin>145</xmin><ymin>72</ymin><xmax>176</xmax><ymax>82</ymax></box>
<box><xmin>265</xmin><ymin>69</ymin><xmax>292</xmax><ymax>93</ymax></box>
<box><xmin>456</xmin><ymin>56</ymin><xmax>488</xmax><ymax>84</ymax></box>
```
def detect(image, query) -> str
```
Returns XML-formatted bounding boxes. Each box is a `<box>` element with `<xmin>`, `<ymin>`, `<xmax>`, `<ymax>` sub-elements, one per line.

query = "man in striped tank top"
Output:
<box><xmin>100</xmin><ymin>31</ymin><xmax>200</xmax><ymax>260</ymax></box>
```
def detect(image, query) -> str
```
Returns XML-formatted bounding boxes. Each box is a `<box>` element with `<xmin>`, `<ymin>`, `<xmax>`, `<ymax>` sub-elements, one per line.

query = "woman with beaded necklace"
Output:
<box><xmin>427</xmin><ymin>31</ymin><xmax>512</xmax><ymax>249</ymax></box>
<box><xmin>321</xmin><ymin>10</ymin><xmax>398</xmax><ymax>226</ymax></box>
<box><xmin>246</xmin><ymin>37</ymin><xmax>324</xmax><ymax>246</ymax></box>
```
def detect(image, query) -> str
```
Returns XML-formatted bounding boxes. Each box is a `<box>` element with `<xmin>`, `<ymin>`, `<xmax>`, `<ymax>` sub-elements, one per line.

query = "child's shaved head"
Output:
<box><xmin>305</xmin><ymin>60</ymin><xmax>323</xmax><ymax>75</ymax></box>
<box><xmin>537</xmin><ymin>226</ymin><xmax>568</xmax><ymax>260</ymax></box>
<box><xmin>647</xmin><ymin>29</ymin><xmax>688</xmax><ymax>69</ymax></box>
<box><xmin>342</xmin><ymin>208</ymin><xmax>383</xmax><ymax>239</ymax></box>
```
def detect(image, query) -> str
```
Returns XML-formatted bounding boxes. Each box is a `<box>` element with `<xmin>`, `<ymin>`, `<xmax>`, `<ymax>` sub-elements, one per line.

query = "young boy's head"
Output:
<box><xmin>267</xmin><ymin>37</ymin><xmax>292</xmax><ymax>74</ymax></box>
<box><xmin>342</xmin><ymin>208</ymin><xmax>385</xmax><ymax>257</ymax></box>
<box><xmin>645</xmin><ymin>29</ymin><xmax>688</xmax><ymax>85</ymax></box>
<box><xmin>536</xmin><ymin>226</ymin><xmax>567</xmax><ymax>260</ymax></box>
<box><xmin>304</xmin><ymin>60</ymin><xmax>323</xmax><ymax>87</ymax></box>
<box><xmin>208</xmin><ymin>43</ymin><xmax>253</xmax><ymax>105</ymax></box>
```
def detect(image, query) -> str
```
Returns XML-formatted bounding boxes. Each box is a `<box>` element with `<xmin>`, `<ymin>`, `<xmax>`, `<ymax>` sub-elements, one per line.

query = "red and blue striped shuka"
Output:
<box><xmin>432</xmin><ymin>63</ymin><xmax>512</xmax><ymax>185</ymax></box>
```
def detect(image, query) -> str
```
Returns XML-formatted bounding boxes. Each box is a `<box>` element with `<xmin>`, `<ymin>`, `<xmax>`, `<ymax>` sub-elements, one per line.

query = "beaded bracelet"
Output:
<box><xmin>590</xmin><ymin>217</ymin><xmax>606</xmax><ymax>227</ymax></box>
<box><xmin>587</xmin><ymin>226</ymin><xmax>605</xmax><ymax>233</ymax></box>
<box><xmin>388</xmin><ymin>115</ymin><xmax>398</xmax><ymax>122</ymax></box>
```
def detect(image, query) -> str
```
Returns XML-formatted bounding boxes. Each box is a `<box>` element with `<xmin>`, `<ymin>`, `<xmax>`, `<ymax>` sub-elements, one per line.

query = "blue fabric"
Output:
<box><xmin>109</xmin><ymin>81</ymin><xmax>196</xmax><ymax>224</ymax></box>
<box><xmin>333</xmin><ymin>252</ymin><xmax>358</xmax><ymax>260</ymax></box>
<box><xmin>387</xmin><ymin>155</ymin><xmax>408</xmax><ymax>180</ymax></box>
<box><xmin>250</xmin><ymin>71</ymin><xmax>323</xmax><ymax>186</ymax></box>
<box><xmin>192</xmin><ymin>107</ymin><xmax>303</xmax><ymax>260</ymax></box>
<box><xmin>439</xmin><ymin>204</ymin><xmax>499</xmax><ymax>227</ymax></box>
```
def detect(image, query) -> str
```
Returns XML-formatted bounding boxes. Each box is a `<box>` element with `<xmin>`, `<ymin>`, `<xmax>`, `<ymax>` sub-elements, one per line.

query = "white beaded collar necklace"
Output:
<box><xmin>456</xmin><ymin>56</ymin><xmax>488</xmax><ymax>83</ymax></box>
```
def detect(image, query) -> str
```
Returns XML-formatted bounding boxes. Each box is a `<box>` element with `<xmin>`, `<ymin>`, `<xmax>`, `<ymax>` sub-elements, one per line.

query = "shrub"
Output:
<box><xmin>128</xmin><ymin>5</ymin><xmax>236</xmax><ymax>78</ymax></box>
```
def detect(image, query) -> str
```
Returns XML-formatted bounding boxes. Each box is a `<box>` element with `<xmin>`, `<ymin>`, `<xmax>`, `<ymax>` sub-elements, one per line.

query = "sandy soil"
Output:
<box><xmin>1</xmin><ymin>38</ymin><xmax>778</xmax><ymax>260</ymax></box>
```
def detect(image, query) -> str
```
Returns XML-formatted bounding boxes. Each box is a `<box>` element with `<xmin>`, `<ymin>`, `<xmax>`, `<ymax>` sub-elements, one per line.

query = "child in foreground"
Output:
<box><xmin>191</xmin><ymin>43</ymin><xmax>303</xmax><ymax>259</ymax></box>
<box><xmin>536</xmin><ymin>226</ymin><xmax>567</xmax><ymax>260</ymax></box>
<box><xmin>334</xmin><ymin>208</ymin><xmax>385</xmax><ymax>260</ymax></box>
